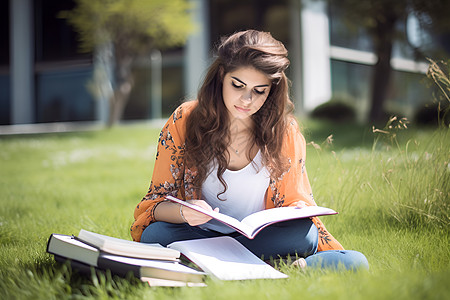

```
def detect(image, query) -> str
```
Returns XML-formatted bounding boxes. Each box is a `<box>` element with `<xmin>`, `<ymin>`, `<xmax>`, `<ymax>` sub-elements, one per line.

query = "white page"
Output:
<box><xmin>78</xmin><ymin>229</ymin><xmax>180</xmax><ymax>259</ymax></box>
<box><xmin>168</xmin><ymin>236</ymin><xmax>288</xmax><ymax>280</ymax></box>
<box><xmin>241</xmin><ymin>206</ymin><xmax>338</xmax><ymax>237</ymax></box>
<box><xmin>165</xmin><ymin>196</ymin><xmax>254</xmax><ymax>236</ymax></box>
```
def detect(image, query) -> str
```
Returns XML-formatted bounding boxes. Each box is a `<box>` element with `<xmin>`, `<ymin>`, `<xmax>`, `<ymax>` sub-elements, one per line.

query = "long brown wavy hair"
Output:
<box><xmin>185</xmin><ymin>30</ymin><xmax>294</xmax><ymax>197</ymax></box>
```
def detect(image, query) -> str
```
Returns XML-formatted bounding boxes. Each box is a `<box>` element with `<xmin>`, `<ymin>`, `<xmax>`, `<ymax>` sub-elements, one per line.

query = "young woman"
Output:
<box><xmin>131</xmin><ymin>30</ymin><xmax>368</xmax><ymax>270</ymax></box>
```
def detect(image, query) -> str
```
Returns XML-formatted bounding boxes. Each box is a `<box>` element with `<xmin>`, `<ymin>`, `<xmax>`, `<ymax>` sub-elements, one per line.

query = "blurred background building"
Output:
<box><xmin>1</xmin><ymin>0</ymin><xmax>447</xmax><ymax>126</ymax></box>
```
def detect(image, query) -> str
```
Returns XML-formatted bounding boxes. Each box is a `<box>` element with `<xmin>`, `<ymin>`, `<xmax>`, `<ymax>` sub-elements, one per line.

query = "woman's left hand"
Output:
<box><xmin>182</xmin><ymin>200</ymin><xmax>219</xmax><ymax>226</ymax></box>
<box><xmin>291</xmin><ymin>200</ymin><xmax>308</xmax><ymax>208</ymax></box>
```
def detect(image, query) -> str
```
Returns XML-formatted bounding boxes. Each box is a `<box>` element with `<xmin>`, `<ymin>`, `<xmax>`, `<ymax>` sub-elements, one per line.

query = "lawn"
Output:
<box><xmin>0</xmin><ymin>119</ymin><xmax>448</xmax><ymax>299</ymax></box>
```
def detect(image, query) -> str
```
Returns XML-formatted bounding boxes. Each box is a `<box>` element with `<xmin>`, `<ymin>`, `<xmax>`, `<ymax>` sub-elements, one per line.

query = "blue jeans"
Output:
<box><xmin>141</xmin><ymin>219</ymin><xmax>369</xmax><ymax>270</ymax></box>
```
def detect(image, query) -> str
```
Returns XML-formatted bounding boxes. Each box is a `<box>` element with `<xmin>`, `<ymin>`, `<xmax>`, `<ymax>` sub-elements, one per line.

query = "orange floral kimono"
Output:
<box><xmin>131</xmin><ymin>101</ymin><xmax>344</xmax><ymax>252</ymax></box>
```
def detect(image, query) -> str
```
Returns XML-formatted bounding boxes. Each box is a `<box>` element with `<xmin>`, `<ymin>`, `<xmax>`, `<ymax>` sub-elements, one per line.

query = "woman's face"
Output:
<box><xmin>222</xmin><ymin>67</ymin><xmax>271</xmax><ymax>122</ymax></box>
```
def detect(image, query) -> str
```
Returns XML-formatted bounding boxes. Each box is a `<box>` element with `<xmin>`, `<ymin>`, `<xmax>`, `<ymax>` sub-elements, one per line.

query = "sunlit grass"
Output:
<box><xmin>0</xmin><ymin>121</ymin><xmax>448</xmax><ymax>299</ymax></box>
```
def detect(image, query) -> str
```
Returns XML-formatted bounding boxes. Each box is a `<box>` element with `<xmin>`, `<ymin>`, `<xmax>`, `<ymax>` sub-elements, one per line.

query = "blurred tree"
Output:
<box><xmin>324</xmin><ymin>0</ymin><xmax>450</xmax><ymax>124</ymax></box>
<box><xmin>60</xmin><ymin>0</ymin><xmax>193</xmax><ymax>126</ymax></box>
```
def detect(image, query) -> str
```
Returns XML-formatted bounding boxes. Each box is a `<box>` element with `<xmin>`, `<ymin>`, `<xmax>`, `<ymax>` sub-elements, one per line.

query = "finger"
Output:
<box><xmin>189</xmin><ymin>200</ymin><xmax>213</xmax><ymax>211</ymax></box>
<box><xmin>296</xmin><ymin>201</ymin><xmax>307</xmax><ymax>208</ymax></box>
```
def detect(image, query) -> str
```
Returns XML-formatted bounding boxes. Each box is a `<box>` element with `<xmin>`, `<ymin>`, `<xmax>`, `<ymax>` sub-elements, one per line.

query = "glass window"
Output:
<box><xmin>0</xmin><ymin>0</ymin><xmax>9</xmax><ymax>65</ymax></box>
<box><xmin>34</xmin><ymin>0</ymin><xmax>90</xmax><ymax>62</ymax></box>
<box><xmin>34</xmin><ymin>0</ymin><xmax>95</xmax><ymax>123</ymax></box>
<box><xmin>209</xmin><ymin>0</ymin><xmax>291</xmax><ymax>50</ymax></box>
<box><xmin>331</xmin><ymin>59</ymin><xmax>430</xmax><ymax>119</ymax></box>
<box><xmin>0</xmin><ymin>74</ymin><xmax>10</xmax><ymax>125</ymax></box>
<box><xmin>330</xmin><ymin>60</ymin><xmax>372</xmax><ymax>118</ymax></box>
<box><xmin>36</xmin><ymin>67</ymin><xmax>95</xmax><ymax>123</ymax></box>
<box><xmin>0</xmin><ymin>0</ymin><xmax>9</xmax><ymax>125</ymax></box>
<box><xmin>124</xmin><ymin>50</ymin><xmax>185</xmax><ymax>120</ymax></box>
<box><xmin>328</xmin><ymin>4</ymin><xmax>373</xmax><ymax>52</ymax></box>
<box><xmin>386</xmin><ymin>70</ymin><xmax>429</xmax><ymax>117</ymax></box>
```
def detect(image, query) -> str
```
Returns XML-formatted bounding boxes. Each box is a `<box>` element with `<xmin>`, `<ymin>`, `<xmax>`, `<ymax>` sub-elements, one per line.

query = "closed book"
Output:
<box><xmin>54</xmin><ymin>255</ymin><xmax>206</xmax><ymax>286</ymax></box>
<box><xmin>53</xmin><ymin>254</ymin><xmax>95</xmax><ymax>276</ymax></box>
<box><xmin>47</xmin><ymin>234</ymin><xmax>99</xmax><ymax>267</ymax></box>
<box><xmin>97</xmin><ymin>254</ymin><xmax>205</xmax><ymax>283</ymax></box>
<box><xmin>47</xmin><ymin>234</ymin><xmax>205</xmax><ymax>283</ymax></box>
<box><xmin>77</xmin><ymin>229</ymin><xmax>180</xmax><ymax>261</ymax></box>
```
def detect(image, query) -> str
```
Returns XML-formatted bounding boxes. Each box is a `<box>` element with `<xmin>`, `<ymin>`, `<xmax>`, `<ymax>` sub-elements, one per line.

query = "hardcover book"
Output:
<box><xmin>47</xmin><ymin>233</ymin><xmax>205</xmax><ymax>283</ymax></box>
<box><xmin>166</xmin><ymin>195</ymin><xmax>337</xmax><ymax>239</ymax></box>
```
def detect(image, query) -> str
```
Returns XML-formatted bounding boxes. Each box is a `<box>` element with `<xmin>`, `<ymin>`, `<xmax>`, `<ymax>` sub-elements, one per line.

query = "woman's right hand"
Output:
<box><xmin>181</xmin><ymin>200</ymin><xmax>219</xmax><ymax>226</ymax></box>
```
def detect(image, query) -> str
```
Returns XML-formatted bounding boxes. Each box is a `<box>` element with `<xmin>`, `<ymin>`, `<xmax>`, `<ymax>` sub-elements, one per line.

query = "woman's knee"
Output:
<box><xmin>279</xmin><ymin>219</ymin><xmax>318</xmax><ymax>257</ymax></box>
<box><xmin>302</xmin><ymin>220</ymin><xmax>319</xmax><ymax>256</ymax></box>
<box><xmin>305</xmin><ymin>250</ymin><xmax>369</xmax><ymax>270</ymax></box>
<box><xmin>140</xmin><ymin>222</ymin><xmax>178</xmax><ymax>245</ymax></box>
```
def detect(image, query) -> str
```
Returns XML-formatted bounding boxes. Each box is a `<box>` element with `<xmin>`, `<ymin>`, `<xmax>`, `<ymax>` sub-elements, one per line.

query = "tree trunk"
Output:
<box><xmin>106</xmin><ymin>48</ymin><xmax>134</xmax><ymax>127</ymax></box>
<box><xmin>368</xmin><ymin>15</ymin><xmax>397</xmax><ymax>124</ymax></box>
<box><xmin>107</xmin><ymin>77</ymin><xmax>133</xmax><ymax>127</ymax></box>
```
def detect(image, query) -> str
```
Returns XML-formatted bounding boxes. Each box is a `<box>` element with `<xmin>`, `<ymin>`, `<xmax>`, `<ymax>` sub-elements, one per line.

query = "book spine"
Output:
<box><xmin>97</xmin><ymin>255</ymin><xmax>140</xmax><ymax>278</ymax></box>
<box><xmin>46</xmin><ymin>233</ymin><xmax>55</xmax><ymax>254</ymax></box>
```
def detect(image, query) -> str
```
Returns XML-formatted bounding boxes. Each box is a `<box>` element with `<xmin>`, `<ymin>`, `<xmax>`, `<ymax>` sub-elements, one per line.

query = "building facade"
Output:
<box><xmin>1</xmin><ymin>0</ymin><xmax>442</xmax><ymax>126</ymax></box>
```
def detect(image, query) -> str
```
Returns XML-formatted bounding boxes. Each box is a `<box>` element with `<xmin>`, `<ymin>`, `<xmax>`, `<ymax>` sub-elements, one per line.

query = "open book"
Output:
<box><xmin>168</xmin><ymin>236</ymin><xmax>287</xmax><ymax>280</ymax></box>
<box><xmin>166</xmin><ymin>195</ymin><xmax>337</xmax><ymax>239</ymax></box>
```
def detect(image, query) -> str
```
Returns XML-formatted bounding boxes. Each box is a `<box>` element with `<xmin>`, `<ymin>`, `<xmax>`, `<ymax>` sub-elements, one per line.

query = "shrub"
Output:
<box><xmin>414</xmin><ymin>102</ymin><xmax>450</xmax><ymax>126</ymax></box>
<box><xmin>310</xmin><ymin>100</ymin><xmax>356</xmax><ymax>122</ymax></box>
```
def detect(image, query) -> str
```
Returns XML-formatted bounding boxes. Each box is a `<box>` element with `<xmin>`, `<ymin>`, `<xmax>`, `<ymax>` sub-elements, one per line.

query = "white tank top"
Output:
<box><xmin>199</xmin><ymin>150</ymin><xmax>270</xmax><ymax>233</ymax></box>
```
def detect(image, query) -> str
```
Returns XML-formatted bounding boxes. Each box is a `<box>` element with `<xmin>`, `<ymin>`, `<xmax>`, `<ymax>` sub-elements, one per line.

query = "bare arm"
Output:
<box><xmin>154</xmin><ymin>200</ymin><xmax>219</xmax><ymax>226</ymax></box>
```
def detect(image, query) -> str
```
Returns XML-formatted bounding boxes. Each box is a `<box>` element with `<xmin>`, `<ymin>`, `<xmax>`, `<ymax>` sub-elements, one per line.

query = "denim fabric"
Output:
<box><xmin>141</xmin><ymin>218</ymin><xmax>318</xmax><ymax>259</ymax></box>
<box><xmin>305</xmin><ymin>249</ymin><xmax>369</xmax><ymax>270</ymax></box>
<box><xmin>140</xmin><ymin>219</ymin><xmax>368</xmax><ymax>270</ymax></box>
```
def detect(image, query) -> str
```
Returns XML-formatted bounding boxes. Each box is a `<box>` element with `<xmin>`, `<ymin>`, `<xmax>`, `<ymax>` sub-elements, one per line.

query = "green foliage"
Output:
<box><xmin>60</xmin><ymin>0</ymin><xmax>194</xmax><ymax>54</ymax></box>
<box><xmin>0</xmin><ymin>122</ymin><xmax>449</xmax><ymax>298</ymax></box>
<box><xmin>415</xmin><ymin>59</ymin><xmax>450</xmax><ymax>126</ymax></box>
<box><xmin>427</xmin><ymin>59</ymin><xmax>450</xmax><ymax>103</ymax></box>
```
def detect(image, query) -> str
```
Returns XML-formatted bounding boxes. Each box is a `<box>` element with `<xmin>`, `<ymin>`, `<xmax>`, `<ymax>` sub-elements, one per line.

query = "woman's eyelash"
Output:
<box><xmin>231</xmin><ymin>81</ymin><xmax>244</xmax><ymax>88</ymax></box>
<box><xmin>232</xmin><ymin>81</ymin><xmax>266</xmax><ymax>95</ymax></box>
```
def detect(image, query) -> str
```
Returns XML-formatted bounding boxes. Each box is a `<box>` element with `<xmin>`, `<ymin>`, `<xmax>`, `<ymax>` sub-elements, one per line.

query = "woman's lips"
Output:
<box><xmin>235</xmin><ymin>105</ymin><xmax>251</xmax><ymax>113</ymax></box>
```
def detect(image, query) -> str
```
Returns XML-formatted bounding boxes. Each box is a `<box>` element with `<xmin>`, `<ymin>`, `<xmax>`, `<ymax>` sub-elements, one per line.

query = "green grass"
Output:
<box><xmin>0</xmin><ymin>121</ymin><xmax>449</xmax><ymax>299</ymax></box>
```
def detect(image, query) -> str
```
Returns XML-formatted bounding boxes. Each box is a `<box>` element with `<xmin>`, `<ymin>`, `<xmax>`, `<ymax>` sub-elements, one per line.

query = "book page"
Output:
<box><xmin>241</xmin><ymin>206</ymin><xmax>338</xmax><ymax>237</ymax></box>
<box><xmin>141</xmin><ymin>277</ymin><xmax>207</xmax><ymax>287</ymax></box>
<box><xmin>165</xmin><ymin>196</ymin><xmax>254</xmax><ymax>236</ymax></box>
<box><xmin>168</xmin><ymin>236</ymin><xmax>288</xmax><ymax>280</ymax></box>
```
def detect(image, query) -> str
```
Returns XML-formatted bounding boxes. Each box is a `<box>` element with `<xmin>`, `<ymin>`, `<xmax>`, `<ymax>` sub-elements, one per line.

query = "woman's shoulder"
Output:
<box><xmin>285</xmin><ymin>115</ymin><xmax>305</xmax><ymax>141</ymax></box>
<box><xmin>169</xmin><ymin>100</ymin><xmax>198</xmax><ymax>124</ymax></box>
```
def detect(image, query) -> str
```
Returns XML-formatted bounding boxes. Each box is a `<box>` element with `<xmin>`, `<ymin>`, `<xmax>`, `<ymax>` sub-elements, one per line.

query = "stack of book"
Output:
<box><xmin>47</xmin><ymin>230</ymin><xmax>288</xmax><ymax>287</ymax></box>
<box><xmin>47</xmin><ymin>230</ymin><xmax>207</xmax><ymax>287</ymax></box>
